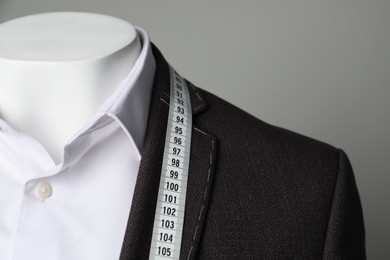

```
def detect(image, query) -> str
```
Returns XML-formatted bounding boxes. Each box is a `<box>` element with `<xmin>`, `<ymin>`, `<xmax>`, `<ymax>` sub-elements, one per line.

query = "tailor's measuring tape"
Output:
<box><xmin>149</xmin><ymin>66</ymin><xmax>192</xmax><ymax>260</ymax></box>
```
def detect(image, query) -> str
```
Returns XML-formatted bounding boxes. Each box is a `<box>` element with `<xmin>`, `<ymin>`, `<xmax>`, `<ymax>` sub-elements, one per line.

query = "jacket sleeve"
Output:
<box><xmin>322</xmin><ymin>149</ymin><xmax>366</xmax><ymax>259</ymax></box>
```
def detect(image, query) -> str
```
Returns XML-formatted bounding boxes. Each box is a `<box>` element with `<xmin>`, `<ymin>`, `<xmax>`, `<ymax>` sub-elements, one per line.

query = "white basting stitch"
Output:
<box><xmin>159</xmin><ymin>98</ymin><xmax>169</xmax><ymax>106</ymax></box>
<box><xmin>194</xmin><ymin>92</ymin><xmax>202</xmax><ymax>101</ymax></box>
<box><xmin>194</xmin><ymin>127</ymin><xmax>207</xmax><ymax>136</ymax></box>
<box><xmin>187</xmin><ymin>246</ymin><xmax>194</xmax><ymax>260</ymax></box>
<box><xmin>193</xmin><ymin>226</ymin><xmax>199</xmax><ymax>240</ymax></box>
<box><xmin>198</xmin><ymin>206</ymin><xmax>204</xmax><ymax>221</ymax></box>
<box><xmin>188</xmin><ymin>82</ymin><xmax>203</xmax><ymax>101</ymax></box>
<box><xmin>162</xmin><ymin>91</ymin><xmax>170</xmax><ymax>99</ymax></box>
<box><xmin>187</xmin><ymin>137</ymin><xmax>216</xmax><ymax>260</ymax></box>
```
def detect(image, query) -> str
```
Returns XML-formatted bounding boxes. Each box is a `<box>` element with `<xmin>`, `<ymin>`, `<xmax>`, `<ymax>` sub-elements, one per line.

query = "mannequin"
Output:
<box><xmin>0</xmin><ymin>11</ymin><xmax>366</xmax><ymax>260</ymax></box>
<box><xmin>0</xmin><ymin>12</ymin><xmax>141</xmax><ymax>164</ymax></box>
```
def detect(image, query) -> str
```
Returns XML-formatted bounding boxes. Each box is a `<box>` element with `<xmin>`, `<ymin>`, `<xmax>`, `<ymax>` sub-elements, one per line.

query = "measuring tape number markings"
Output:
<box><xmin>149</xmin><ymin>66</ymin><xmax>193</xmax><ymax>260</ymax></box>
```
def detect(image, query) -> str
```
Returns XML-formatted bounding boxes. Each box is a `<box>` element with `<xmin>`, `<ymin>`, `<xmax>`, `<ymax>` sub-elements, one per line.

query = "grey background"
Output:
<box><xmin>0</xmin><ymin>1</ymin><xmax>388</xmax><ymax>258</ymax></box>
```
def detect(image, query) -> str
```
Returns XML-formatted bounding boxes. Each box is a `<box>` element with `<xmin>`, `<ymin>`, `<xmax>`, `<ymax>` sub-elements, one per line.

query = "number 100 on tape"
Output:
<box><xmin>149</xmin><ymin>66</ymin><xmax>193</xmax><ymax>260</ymax></box>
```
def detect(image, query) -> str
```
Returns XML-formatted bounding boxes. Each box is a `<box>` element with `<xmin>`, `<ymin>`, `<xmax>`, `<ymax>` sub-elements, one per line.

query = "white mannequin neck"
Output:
<box><xmin>0</xmin><ymin>12</ymin><xmax>141</xmax><ymax>164</ymax></box>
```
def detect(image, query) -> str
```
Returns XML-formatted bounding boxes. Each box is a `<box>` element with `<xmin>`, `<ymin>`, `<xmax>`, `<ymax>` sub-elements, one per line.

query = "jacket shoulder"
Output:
<box><xmin>193</xmin><ymin>86</ymin><xmax>354</xmax><ymax>258</ymax></box>
<box><xmin>194</xmin><ymin>86</ymin><xmax>340</xmax><ymax>166</ymax></box>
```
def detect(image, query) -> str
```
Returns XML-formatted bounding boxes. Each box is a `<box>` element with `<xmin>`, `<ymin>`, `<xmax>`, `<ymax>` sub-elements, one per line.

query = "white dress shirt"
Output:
<box><xmin>0</xmin><ymin>27</ymin><xmax>156</xmax><ymax>260</ymax></box>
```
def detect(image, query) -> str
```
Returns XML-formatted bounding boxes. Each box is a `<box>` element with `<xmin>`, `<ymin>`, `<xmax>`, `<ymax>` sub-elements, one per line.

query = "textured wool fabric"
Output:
<box><xmin>118</xmin><ymin>44</ymin><xmax>365</xmax><ymax>259</ymax></box>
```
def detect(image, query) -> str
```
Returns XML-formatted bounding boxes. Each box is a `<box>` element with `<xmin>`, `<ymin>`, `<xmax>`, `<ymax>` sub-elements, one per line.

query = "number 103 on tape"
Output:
<box><xmin>149</xmin><ymin>66</ymin><xmax>193</xmax><ymax>260</ymax></box>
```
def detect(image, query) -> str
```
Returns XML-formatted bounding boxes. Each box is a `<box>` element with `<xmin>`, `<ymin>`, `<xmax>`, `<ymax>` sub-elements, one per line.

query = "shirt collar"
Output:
<box><xmin>95</xmin><ymin>26</ymin><xmax>156</xmax><ymax>155</ymax></box>
<box><xmin>0</xmin><ymin>26</ymin><xmax>156</xmax><ymax>169</ymax></box>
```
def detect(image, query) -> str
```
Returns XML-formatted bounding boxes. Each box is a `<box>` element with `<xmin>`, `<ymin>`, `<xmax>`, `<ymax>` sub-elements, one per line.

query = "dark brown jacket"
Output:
<box><xmin>119</xmin><ymin>44</ymin><xmax>366</xmax><ymax>259</ymax></box>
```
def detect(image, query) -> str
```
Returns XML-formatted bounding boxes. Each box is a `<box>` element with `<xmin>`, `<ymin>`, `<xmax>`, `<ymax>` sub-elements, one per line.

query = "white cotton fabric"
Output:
<box><xmin>0</xmin><ymin>27</ymin><xmax>156</xmax><ymax>260</ymax></box>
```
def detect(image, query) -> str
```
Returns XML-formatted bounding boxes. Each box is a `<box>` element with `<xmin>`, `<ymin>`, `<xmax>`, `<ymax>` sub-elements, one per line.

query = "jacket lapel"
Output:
<box><xmin>119</xmin><ymin>44</ymin><xmax>218</xmax><ymax>260</ymax></box>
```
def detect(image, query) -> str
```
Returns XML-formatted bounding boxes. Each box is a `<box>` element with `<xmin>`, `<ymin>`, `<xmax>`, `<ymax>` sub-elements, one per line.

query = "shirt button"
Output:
<box><xmin>34</xmin><ymin>181</ymin><xmax>53</xmax><ymax>200</ymax></box>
